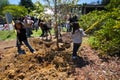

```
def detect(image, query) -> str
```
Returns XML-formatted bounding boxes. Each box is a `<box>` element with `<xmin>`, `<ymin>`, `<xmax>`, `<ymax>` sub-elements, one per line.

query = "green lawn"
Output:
<box><xmin>31</xmin><ymin>28</ymin><xmax>55</xmax><ymax>37</ymax></box>
<box><xmin>0</xmin><ymin>27</ymin><xmax>67</xmax><ymax>41</ymax></box>
<box><xmin>0</xmin><ymin>30</ymin><xmax>16</xmax><ymax>40</ymax></box>
<box><xmin>0</xmin><ymin>28</ymin><xmax>56</xmax><ymax>40</ymax></box>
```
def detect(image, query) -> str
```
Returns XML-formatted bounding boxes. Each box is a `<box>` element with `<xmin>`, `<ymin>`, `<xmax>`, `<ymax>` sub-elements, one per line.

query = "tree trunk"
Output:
<box><xmin>55</xmin><ymin>0</ymin><xmax>59</xmax><ymax>48</ymax></box>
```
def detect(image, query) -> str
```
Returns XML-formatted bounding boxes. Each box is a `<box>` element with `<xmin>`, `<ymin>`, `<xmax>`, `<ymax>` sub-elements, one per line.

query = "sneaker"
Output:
<box><xmin>32</xmin><ymin>51</ymin><xmax>36</xmax><ymax>54</ymax></box>
<box><xmin>30</xmin><ymin>49</ymin><xmax>36</xmax><ymax>53</ymax></box>
<box><xmin>72</xmin><ymin>56</ymin><xmax>77</xmax><ymax>59</ymax></box>
<box><xmin>18</xmin><ymin>50</ymin><xmax>26</xmax><ymax>54</ymax></box>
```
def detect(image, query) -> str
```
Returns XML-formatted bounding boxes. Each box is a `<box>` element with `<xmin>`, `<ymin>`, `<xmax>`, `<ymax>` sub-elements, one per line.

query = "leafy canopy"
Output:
<box><xmin>2</xmin><ymin>5</ymin><xmax>28</xmax><ymax>18</ymax></box>
<box><xmin>19</xmin><ymin>0</ymin><xmax>34</xmax><ymax>13</ymax></box>
<box><xmin>0</xmin><ymin>0</ymin><xmax>9</xmax><ymax>15</ymax></box>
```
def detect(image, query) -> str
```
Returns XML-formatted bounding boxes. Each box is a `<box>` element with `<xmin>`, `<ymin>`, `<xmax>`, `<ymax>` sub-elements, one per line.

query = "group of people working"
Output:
<box><xmin>14</xmin><ymin>14</ymin><xmax>86</xmax><ymax>59</ymax></box>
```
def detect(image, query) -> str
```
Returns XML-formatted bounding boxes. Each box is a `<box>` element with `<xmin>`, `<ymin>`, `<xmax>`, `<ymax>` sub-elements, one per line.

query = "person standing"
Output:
<box><xmin>14</xmin><ymin>20</ymin><xmax>35</xmax><ymax>54</ymax></box>
<box><xmin>71</xmin><ymin>22</ymin><xmax>86</xmax><ymax>59</ymax></box>
<box><xmin>23</xmin><ymin>16</ymin><xmax>34</xmax><ymax>37</ymax></box>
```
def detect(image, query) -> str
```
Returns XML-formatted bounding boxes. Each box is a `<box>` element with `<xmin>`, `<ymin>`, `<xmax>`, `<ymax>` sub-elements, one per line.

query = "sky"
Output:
<box><xmin>8</xmin><ymin>0</ymin><xmax>102</xmax><ymax>5</ymax></box>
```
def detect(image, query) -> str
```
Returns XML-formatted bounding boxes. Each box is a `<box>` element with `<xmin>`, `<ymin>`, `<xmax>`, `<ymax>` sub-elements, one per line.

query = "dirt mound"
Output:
<box><xmin>0</xmin><ymin>37</ymin><xmax>120</xmax><ymax>80</ymax></box>
<box><xmin>0</xmin><ymin>38</ymin><xmax>75</xmax><ymax>80</ymax></box>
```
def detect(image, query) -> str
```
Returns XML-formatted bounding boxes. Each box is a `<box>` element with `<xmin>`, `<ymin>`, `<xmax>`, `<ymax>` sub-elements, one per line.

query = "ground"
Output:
<box><xmin>0</xmin><ymin>33</ymin><xmax>120</xmax><ymax>80</ymax></box>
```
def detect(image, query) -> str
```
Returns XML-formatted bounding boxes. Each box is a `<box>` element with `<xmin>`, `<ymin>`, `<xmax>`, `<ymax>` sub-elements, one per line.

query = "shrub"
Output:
<box><xmin>87</xmin><ymin>8</ymin><xmax>120</xmax><ymax>56</ymax></box>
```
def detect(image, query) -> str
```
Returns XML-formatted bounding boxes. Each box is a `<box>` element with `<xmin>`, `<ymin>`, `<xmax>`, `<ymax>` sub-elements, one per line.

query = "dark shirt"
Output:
<box><xmin>69</xmin><ymin>17</ymin><xmax>74</xmax><ymax>23</ymax></box>
<box><xmin>73</xmin><ymin>15</ymin><xmax>78</xmax><ymax>22</ymax></box>
<box><xmin>17</xmin><ymin>28</ymin><xmax>27</xmax><ymax>41</ymax></box>
<box><xmin>42</xmin><ymin>23</ymin><xmax>50</xmax><ymax>30</ymax></box>
<box><xmin>69</xmin><ymin>15</ymin><xmax>78</xmax><ymax>23</ymax></box>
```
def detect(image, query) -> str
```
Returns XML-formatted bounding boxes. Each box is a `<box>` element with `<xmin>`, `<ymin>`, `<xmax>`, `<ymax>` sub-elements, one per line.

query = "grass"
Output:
<box><xmin>31</xmin><ymin>28</ymin><xmax>55</xmax><ymax>37</ymax></box>
<box><xmin>0</xmin><ymin>28</ymin><xmax>56</xmax><ymax>40</ymax></box>
<box><xmin>31</xmin><ymin>29</ymin><xmax>42</xmax><ymax>37</ymax></box>
<box><xmin>0</xmin><ymin>27</ymin><xmax>67</xmax><ymax>40</ymax></box>
<box><xmin>0</xmin><ymin>30</ymin><xmax>16</xmax><ymax>40</ymax></box>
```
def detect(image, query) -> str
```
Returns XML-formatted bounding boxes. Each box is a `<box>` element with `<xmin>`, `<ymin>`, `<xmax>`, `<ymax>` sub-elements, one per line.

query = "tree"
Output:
<box><xmin>106</xmin><ymin>0</ymin><xmax>120</xmax><ymax>10</ymax></box>
<box><xmin>101</xmin><ymin>0</ymin><xmax>110</xmax><ymax>5</ymax></box>
<box><xmin>30</xmin><ymin>1</ymin><xmax>44</xmax><ymax>17</ymax></box>
<box><xmin>2</xmin><ymin>5</ymin><xmax>28</xmax><ymax>18</ymax></box>
<box><xmin>0</xmin><ymin>0</ymin><xmax>9</xmax><ymax>7</ymax></box>
<box><xmin>43</xmin><ymin>0</ymin><xmax>79</xmax><ymax>48</ymax></box>
<box><xmin>44</xmin><ymin>0</ymin><xmax>79</xmax><ymax>11</ymax></box>
<box><xmin>44</xmin><ymin>0</ymin><xmax>80</xmax><ymax>21</ymax></box>
<box><xmin>19</xmin><ymin>0</ymin><xmax>34</xmax><ymax>13</ymax></box>
<box><xmin>0</xmin><ymin>0</ymin><xmax>9</xmax><ymax>15</ymax></box>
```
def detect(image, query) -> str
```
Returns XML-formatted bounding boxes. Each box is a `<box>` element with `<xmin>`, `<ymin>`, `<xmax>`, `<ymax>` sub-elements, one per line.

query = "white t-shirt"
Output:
<box><xmin>23</xmin><ymin>19</ymin><xmax>34</xmax><ymax>28</ymax></box>
<box><xmin>71</xmin><ymin>28</ymin><xmax>86</xmax><ymax>43</ymax></box>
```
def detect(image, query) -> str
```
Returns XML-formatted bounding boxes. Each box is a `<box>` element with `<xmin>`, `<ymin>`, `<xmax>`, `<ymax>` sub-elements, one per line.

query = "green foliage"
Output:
<box><xmin>0</xmin><ymin>0</ymin><xmax>9</xmax><ymax>7</ymax></box>
<box><xmin>2</xmin><ymin>5</ymin><xmax>28</xmax><ymax>18</ymax></box>
<box><xmin>31</xmin><ymin>30</ymin><xmax>42</xmax><ymax>37</ymax></box>
<box><xmin>0</xmin><ymin>29</ymin><xmax>55</xmax><ymax>41</ymax></box>
<box><xmin>86</xmin><ymin>8</ymin><xmax>120</xmax><ymax>56</ymax></box>
<box><xmin>44</xmin><ymin>0</ymin><xmax>79</xmax><ymax>16</ymax></box>
<box><xmin>30</xmin><ymin>1</ymin><xmax>44</xmax><ymax>17</ymax></box>
<box><xmin>94</xmin><ymin>18</ymin><xmax>120</xmax><ymax>54</ymax></box>
<box><xmin>101</xmin><ymin>0</ymin><xmax>110</xmax><ymax>5</ymax></box>
<box><xmin>34</xmin><ymin>1</ymin><xmax>44</xmax><ymax>13</ymax></box>
<box><xmin>31</xmin><ymin>28</ymin><xmax>55</xmax><ymax>37</ymax></box>
<box><xmin>89</xmin><ymin>36</ymin><xmax>100</xmax><ymax>49</ymax></box>
<box><xmin>79</xmin><ymin>1</ymin><xmax>120</xmax><ymax>56</ymax></box>
<box><xmin>105</xmin><ymin>0</ymin><xmax>120</xmax><ymax>11</ymax></box>
<box><xmin>19</xmin><ymin>0</ymin><xmax>34</xmax><ymax>13</ymax></box>
<box><xmin>79</xmin><ymin>10</ymin><xmax>106</xmax><ymax>33</ymax></box>
<box><xmin>0</xmin><ymin>0</ymin><xmax>9</xmax><ymax>15</ymax></box>
<box><xmin>0</xmin><ymin>30</ymin><xmax>16</xmax><ymax>40</ymax></box>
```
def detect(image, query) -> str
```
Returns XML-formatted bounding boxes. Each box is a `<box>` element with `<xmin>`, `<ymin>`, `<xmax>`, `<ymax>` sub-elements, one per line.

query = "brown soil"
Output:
<box><xmin>0</xmin><ymin>33</ymin><xmax>120</xmax><ymax>80</ymax></box>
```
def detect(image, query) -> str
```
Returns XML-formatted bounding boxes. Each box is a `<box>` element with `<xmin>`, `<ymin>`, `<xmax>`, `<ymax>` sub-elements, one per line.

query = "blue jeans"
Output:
<box><xmin>72</xmin><ymin>43</ymin><xmax>81</xmax><ymax>56</ymax></box>
<box><xmin>66</xmin><ymin>23</ymin><xmax>70</xmax><ymax>32</ymax></box>
<box><xmin>26</xmin><ymin>28</ymin><xmax>32</xmax><ymax>37</ymax></box>
<box><xmin>17</xmin><ymin>39</ymin><xmax>34</xmax><ymax>54</ymax></box>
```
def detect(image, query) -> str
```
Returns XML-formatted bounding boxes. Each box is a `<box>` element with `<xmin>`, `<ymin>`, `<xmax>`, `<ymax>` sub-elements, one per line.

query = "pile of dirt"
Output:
<box><xmin>0</xmin><ymin>38</ymin><xmax>75</xmax><ymax>80</ymax></box>
<box><xmin>0</xmin><ymin>36</ymin><xmax>120</xmax><ymax>80</ymax></box>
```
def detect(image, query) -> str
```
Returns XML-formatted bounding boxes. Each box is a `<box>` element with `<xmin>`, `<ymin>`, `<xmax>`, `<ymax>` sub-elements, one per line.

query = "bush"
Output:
<box><xmin>79</xmin><ymin>10</ymin><xmax>106</xmax><ymax>33</ymax></box>
<box><xmin>87</xmin><ymin>8</ymin><xmax>120</xmax><ymax>56</ymax></box>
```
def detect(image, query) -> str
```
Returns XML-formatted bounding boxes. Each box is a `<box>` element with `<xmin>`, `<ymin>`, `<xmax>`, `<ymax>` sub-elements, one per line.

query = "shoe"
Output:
<box><xmin>30</xmin><ymin>49</ymin><xmax>36</xmax><ymax>53</ymax></box>
<box><xmin>18</xmin><ymin>50</ymin><xmax>26</xmax><ymax>54</ymax></box>
<box><xmin>32</xmin><ymin>51</ymin><xmax>36</xmax><ymax>54</ymax></box>
<box><xmin>72</xmin><ymin>56</ymin><xmax>77</xmax><ymax>59</ymax></box>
